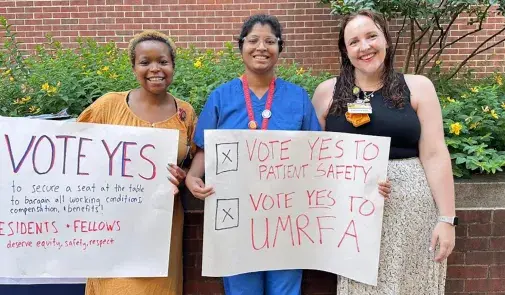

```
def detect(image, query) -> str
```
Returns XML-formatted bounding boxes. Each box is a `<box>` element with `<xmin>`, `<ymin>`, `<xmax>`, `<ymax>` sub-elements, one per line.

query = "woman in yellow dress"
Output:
<box><xmin>77</xmin><ymin>30</ymin><xmax>197</xmax><ymax>295</ymax></box>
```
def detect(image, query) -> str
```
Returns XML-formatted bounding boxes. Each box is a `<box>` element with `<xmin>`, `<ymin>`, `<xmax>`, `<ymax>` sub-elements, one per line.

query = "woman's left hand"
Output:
<box><xmin>167</xmin><ymin>163</ymin><xmax>187</xmax><ymax>195</ymax></box>
<box><xmin>430</xmin><ymin>221</ymin><xmax>456</xmax><ymax>262</ymax></box>
<box><xmin>378</xmin><ymin>178</ymin><xmax>392</xmax><ymax>200</ymax></box>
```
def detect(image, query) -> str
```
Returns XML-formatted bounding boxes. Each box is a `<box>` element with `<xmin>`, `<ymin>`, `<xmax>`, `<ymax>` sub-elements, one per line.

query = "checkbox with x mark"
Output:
<box><xmin>215</xmin><ymin>142</ymin><xmax>239</xmax><ymax>175</ymax></box>
<box><xmin>215</xmin><ymin>198</ymin><xmax>239</xmax><ymax>231</ymax></box>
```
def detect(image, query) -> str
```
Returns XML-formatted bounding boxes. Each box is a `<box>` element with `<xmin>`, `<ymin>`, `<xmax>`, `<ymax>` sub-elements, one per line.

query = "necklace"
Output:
<box><xmin>361</xmin><ymin>90</ymin><xmax>376</xmax><ymax>103</ymax></box>
<box><xmin>354</xmin><ymin>81</ymin><xmax>382</xmax><ymax>101</ymax></box>
<box><xmin>242</xmin><ymin>75</ymin><xmax>276</xmax><ymax>130</ymax></box>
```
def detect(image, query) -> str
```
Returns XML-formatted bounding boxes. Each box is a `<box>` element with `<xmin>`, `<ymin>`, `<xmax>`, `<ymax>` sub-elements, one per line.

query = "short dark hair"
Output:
<box><xmin>238</xmin><ymin>14</ymin><xmax>284</xmax><ymax>53</ymax></box>
<box><xmin>128</xmin><ymin>30</ymin><xmax>176</xmax><ymax>68</ymax></box>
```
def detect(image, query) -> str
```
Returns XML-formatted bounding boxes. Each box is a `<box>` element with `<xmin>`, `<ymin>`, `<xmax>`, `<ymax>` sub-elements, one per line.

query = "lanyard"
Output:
<box><xmin>242</xmin><ymin>75</ymin><xmax>275</xmax><ymax>130</ymax></box>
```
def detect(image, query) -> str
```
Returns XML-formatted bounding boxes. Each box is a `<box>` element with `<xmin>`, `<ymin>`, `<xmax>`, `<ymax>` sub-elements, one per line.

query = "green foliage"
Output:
<box><xmin>321</xmin><ymin>0</ymin><xmax>505</xmax><ymax>18</ymax></box>
<box><xmin>319</xmin><ymin>0</ymin><xmax>505</xmax><ymax>176</ymax></box>
<box><xmin>0</xmin><ymin>16</ymin><xmax>136</xmax><ymax>116</ymax></box>
<box><xmin>0</xmin><ymin>21</ymin><xmax>330</xmax><ymax>117</ymax></box>
<box><xmin>2</xmin><ymin>17</ymin><xmax>505</xmax><ymax>178</ymax></box>
<box><xmin>169</xmin><ymin>43</ymin><xmax>245</xmax><ymax>115</ymax></box>
<box><xmin>435</xmin><ymin>68</ymin><xmax>505</xmax><ymax>177</ymax></box>
<box><xmin>320</xmin><ymin>0</ymin><xmax>505</xmax><ymax>77</ymax></box>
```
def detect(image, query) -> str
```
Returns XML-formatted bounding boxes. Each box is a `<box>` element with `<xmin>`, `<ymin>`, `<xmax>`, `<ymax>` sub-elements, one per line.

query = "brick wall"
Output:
<box><xmin>1</xmin><ymin>0</ymin><xmax>505</xmax><ymax>75</ymax></box>
<box><xmin>183</xmin><ymin>209</ymin><xmax>505</xmax><ymax>295</ymax></box>
<box><xmin>446</xmin><ymin>210</ymin><xmax>505</xmax><ymax>294</ymax></box>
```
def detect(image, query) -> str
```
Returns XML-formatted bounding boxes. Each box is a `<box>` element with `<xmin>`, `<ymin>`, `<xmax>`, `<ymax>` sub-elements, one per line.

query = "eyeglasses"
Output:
<box><xmin>242</xmin><ymin>36</ymin><xmax>280</xmax><ymax>47</ymax></box>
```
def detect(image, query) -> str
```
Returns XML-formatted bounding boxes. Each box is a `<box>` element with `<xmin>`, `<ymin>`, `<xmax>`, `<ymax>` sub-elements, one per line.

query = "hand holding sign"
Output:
<box><xmin>186</xmin><ymin>174</ymin><xmax>214</xmax><ymax>200</ymax></box>
<box><xmin>167</xmin><ymin>163</ymin><xmax>186</xmax><ymax>195</ymax></box>
<box><xmin>202</xmin><ymin>130</ymin><xmax>391</xmax><ymax>286</ymax></box>
<box><xmin>378</xmin><ymin>179</ymin><xmax>391</xmax><ymax>199</ymax></box>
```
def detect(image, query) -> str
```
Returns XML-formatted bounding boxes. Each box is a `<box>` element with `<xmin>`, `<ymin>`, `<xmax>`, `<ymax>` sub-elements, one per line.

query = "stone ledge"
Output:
<box><xmin>455</xmin><ymin>173</ymin><xmax>505</xmax><ymax>209</ymax></box>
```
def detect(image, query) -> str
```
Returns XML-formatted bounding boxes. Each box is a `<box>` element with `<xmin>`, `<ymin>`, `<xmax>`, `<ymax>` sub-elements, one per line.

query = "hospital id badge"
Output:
<box><xmin>347</xmin><ymin>101</ymin><xmax>372</xmax><ymax>114</ymax></box>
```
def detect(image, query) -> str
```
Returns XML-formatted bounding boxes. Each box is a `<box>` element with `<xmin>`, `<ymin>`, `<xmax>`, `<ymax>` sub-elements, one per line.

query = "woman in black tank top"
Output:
<box><xmin>325</xmin><ymin>73</ymin><xmax>421</xmax><ymax>159</ymax></box>
<box><xmin>312</xmin><ymin>10</ymin><xmax>456</xmax><ymax>295</ymax></box>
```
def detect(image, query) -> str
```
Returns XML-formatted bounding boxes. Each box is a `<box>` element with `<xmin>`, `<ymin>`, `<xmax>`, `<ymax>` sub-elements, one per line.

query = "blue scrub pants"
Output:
<box><xmin>0</xmin><ymin>284</ymin><xmax>85</xmax><ymax>295</ymax></box>
<box><xmin>223</xmin><ymin>269</ymin><xmax>302</xmax><ymax>295</ymax></box>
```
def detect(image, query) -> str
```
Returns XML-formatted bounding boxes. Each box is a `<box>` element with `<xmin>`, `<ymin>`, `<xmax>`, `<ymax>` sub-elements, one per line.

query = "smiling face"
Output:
<box><xmin>133</xmin><ymin>40</ymin><xmax>174</xmax><ymax>95</ymax></box>
<box><xmin>241</xmin><ymin>23</ymin><xmax>280</xmax><ymax>75</ymax></box>
<box><xmin>343</xmin><ymin>15</ymin><xmax>388</xmax><ymax>76</ymax></box>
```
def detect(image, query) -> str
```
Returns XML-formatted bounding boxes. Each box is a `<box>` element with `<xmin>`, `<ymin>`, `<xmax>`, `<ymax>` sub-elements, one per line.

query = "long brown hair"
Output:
<box><xmin>329</xmin><ymin>10</ymin><xmax>405</xmax><ymax>115</ymax></box>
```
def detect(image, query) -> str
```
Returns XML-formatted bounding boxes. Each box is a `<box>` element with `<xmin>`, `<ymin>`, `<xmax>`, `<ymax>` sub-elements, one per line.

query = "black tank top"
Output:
<box><xmin>325</xmin><ymin>74</ymin><xmax>421</xmax><ymax>159</ymax></box>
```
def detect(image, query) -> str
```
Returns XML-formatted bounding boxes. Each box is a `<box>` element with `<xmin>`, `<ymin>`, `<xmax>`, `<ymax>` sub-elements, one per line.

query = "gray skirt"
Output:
<box><xmin>337</xmin><ymin>158</ymin><xmax>447</xmax><ymax>295</ymax></box>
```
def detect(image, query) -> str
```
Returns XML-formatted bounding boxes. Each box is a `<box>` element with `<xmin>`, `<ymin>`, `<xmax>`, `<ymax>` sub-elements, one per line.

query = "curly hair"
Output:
<box><xmin>329</xmin><ymin>10</ymin><xmax>405</xmax><ymax>116</ymax></box>
<box><xmin>127</xmin><ymin>30</ymin><xmax>176</xmax><ymax>68</ymax></box>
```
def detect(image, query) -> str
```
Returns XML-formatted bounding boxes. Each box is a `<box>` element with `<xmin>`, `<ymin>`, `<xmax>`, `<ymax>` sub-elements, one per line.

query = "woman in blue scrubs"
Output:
<box><xmin>185</xmin><ymin>13</ymin><xmax>391</xmax><ymax>295</ymax></box>
<box><xmin>185</xmin><ymin>14</ymin><xmax>320</xmax><ymax>295</ymax></box>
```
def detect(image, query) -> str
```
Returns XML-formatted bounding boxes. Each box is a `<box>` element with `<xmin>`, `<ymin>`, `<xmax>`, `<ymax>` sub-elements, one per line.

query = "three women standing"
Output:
<box><xmin>77</xmin><ymin>10</ymin><xmax>453</xmax><ymax>295</ymax></box>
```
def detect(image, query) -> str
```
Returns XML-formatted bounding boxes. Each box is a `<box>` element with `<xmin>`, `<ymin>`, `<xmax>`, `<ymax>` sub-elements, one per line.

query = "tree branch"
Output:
<box><xmin>415</xmin><ymin>21</ymin><xmax>423</xmax><ymax>31</ymax></box>
<box><xmin>412</xmin><ymin>19</ymin><xmax>432</xmax><ymax>44</ymax></box>
<box><xmin>393</xmin><ymin>16</ymin><xmax>408</xmax><ymax>56</ymax></box>
<box><xmin>413</xmin><ymin>19</ymin><xmax>430</xmax><ymax>73</ymax></box>
<box><xmin>416</xmin><ymin>7</ymin><xmax>466</xmax><ymax>72</ymax></box>
<box><xmin>475</xmin><ymin>37</ymin><xmax>505</xmax><ymax>55</ymax></box>
<box><xmin>428</xmin><ymin>25</ymin><xmax>436</xmax><ymax>45</ymax></box>
<box><xmin>416</xmin><ymin>14</ymin><xmax>445</xmax><ymax>72</ymax></box>
<box><xmin>438</xmin><ymin>0</ymin><xmax>449</xmax><ymax>10</ymax></box>
<box><xmin>420</xmin><ymin>5</ymin><xmax>491</xmax><ymax>72</ymax></box>
<box><xmin>444</xmin><ymin>19</ymin><xmax>486</xmax><ymax>49</ymax></box>
<box><xmin>438</xmin><ymin>11</ymin><xmax>459</xmax><ymax>49</ymax></box>
<box><xmin>417</xmin><ymin>25</ymin><xmax>437</xmax><ymax>73</ymax></box>
<box><xmin>403</xmin><ymin>19</ymin><xmax>416</xmax><ymax>73</ymax></box>
<box><xmin>448</xmin><ymin>28</ymin><xmax>505</xmax><ymax>79</ymax></box>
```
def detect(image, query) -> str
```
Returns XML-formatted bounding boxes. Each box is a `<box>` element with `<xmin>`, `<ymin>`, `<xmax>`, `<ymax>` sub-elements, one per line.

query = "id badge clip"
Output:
<box><xmin>346</xmin><ymin>100</ymin><xmax>372</xmax><ymax>114</ymax></box>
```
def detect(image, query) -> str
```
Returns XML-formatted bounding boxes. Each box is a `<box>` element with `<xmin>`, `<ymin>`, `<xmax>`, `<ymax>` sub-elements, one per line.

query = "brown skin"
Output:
<box><xmin>186</xmin><ymin>23</ymin><xmax>392</xmax><ymax>200</ymax></box>
<box><xmin>130</xmin><ymin>40</ymin><xmax>186</xmax><ymax>193</ymax></box>
<box><xmin>240</xmin><ymin>23</ymin><xmax>280</xmax><ymax>97</ymax></box>
<box><xmin>185</xmin><ymin>23</ymin><xmax>282</xmax><ymax>199</ymax></box>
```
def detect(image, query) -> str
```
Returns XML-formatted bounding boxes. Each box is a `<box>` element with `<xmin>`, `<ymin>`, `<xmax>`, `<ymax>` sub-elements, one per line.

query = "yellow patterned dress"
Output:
<box><xmin>77</xmin><ymin>91</ymin><xmax>197</xmax><ymax>295</ymax></box>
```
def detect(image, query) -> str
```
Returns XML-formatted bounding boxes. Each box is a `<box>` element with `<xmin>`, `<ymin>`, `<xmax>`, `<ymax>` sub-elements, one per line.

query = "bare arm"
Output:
<box><xmin>407</xmin><ymin>74</ymin><xmax>455</xmax><ymax>216</ymax></box>
<box><xmin>188</xmin><ymin>148</ymin><xmax>205</xmax><ymax>178</ymax></box>
<box><xmin>406</xmin><ymin>74</ymin><xmax>455</xmax><ymax>261</ymax></box>
<box><xmin>311</xmin><ymin>78</ymin><xmax>336</xmax><ymax>130</ymax></box>
<box><xmin>185</xmin><ymin>148</ymin><xmax>214</xmax><ymax>199</ymax></box>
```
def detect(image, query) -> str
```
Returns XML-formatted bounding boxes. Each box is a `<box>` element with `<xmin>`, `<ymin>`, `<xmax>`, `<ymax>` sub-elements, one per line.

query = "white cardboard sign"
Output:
<box><xmin>202</xmin><ymin>130</ymin><xmax>390</xmax><ymax>286</ymax></box>
<box><xmin>0</xmin><ymin>117</ymin><xmax>177</xmax><ymax>279</ymax></box>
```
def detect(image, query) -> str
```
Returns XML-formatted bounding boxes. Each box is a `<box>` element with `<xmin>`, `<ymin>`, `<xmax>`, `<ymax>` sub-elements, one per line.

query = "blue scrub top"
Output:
<box><xmin>194</xmin><ymin>77</ymin><xmax>321</xmax><ymax>148</ymax></box>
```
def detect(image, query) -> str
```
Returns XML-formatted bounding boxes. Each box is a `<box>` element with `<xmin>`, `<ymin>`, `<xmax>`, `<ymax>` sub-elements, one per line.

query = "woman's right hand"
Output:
<box><xmin>185</xmin><ymin>174</ymin><xmax>214</xmax><ymax>200</ymax></box>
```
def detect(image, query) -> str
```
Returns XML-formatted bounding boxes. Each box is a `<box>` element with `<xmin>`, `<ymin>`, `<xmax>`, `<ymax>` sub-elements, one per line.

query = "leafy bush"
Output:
<box><xmin>320</xmin><ymin>0</ymin><xmax>505</xmax><ymax>78</ymax></box>
<box><xmin>434</xmin><ymin>65</ymin><xmax>505</xmax><ymax>177</ymax></box>
<box><xmin>0</xmin><ymin>17</ymin><xmax>330</xmax><ymax>117</ymax></box>
<box><xmin>1</xmin><ymin>16</ymin><xmax>505</xmax><ymax>178</ymax></box>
